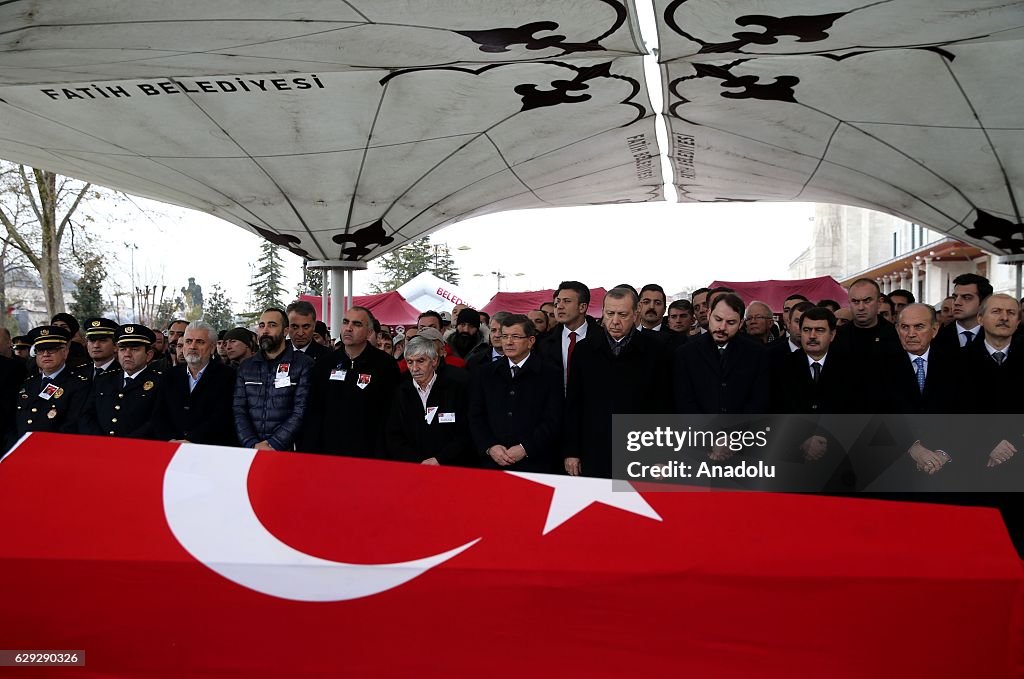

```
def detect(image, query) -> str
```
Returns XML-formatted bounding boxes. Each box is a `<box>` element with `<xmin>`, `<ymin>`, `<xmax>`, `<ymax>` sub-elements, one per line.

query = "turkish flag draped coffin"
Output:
<box><xmin>1</xmin><ymin>434</ymin><xmax>1022</xmax><ymax>678</ymax></box>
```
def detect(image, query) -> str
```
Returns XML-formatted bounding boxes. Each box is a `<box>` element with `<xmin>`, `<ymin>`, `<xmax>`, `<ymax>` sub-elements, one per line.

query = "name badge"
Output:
<box><xmin>356</xmin><ymin>374</ymin><xmax>372</xmax><ymax>390</ymax></box>
<box><xmin>425</xmin><ymin>406</ymin><xmax>438</xmax><ymax>424</ymax></box>
<box><xmin>274</xmin><ymin>376</ymin><xmax>291</xmax><ymax>389</ymax></box>
<box><xmin>329</xmin><ymin>368</ymin><xmax>347</xmax><ymax>381</ymax></box>
<box><xmin>39</xmin><ymin>383</ymin><xmax>59</xmax><ymax>400</ymax></box>
<box><xmin>438</xmin><ymin>412</ymin><xmax>456</xmax><ymax>424</ymax></box>
<box><xmin>277</xmin><ymin>363</ymin><xmax>291</xmax><ymax>376</ymax></box>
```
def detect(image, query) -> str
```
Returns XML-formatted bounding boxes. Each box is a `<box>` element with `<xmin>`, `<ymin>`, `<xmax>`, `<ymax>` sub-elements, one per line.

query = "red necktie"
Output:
<box><xmin>567</xmin><ymin>330</ymin><xmax>577</xmax><ymax>378</ymax></box>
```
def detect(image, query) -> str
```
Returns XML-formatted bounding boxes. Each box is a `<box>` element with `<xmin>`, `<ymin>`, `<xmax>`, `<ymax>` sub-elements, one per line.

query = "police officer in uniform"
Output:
<box><xmin>11</xmin><ymin>335</ymin><xmax>31</xmax><ymax>361</ymax></box>
<box><xmin>77</xmin><ymin>317</ymin><xmax>120</xmax><ymax>382</ymax></box>
<box><xmin>82</xmin><ymin>325</ymin><xmax>162</xmax><ymax>439</ymax></box>
<box><xmin>11</xmin><ymin>326</ymin><xmax>91</xmax><ymax>445</ymax></box>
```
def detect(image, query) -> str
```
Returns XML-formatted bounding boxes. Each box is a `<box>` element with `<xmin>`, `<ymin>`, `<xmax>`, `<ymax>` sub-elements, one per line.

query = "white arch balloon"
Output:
<box><xmin>163</xmin><ymin>443</ymin><xmax>479</xmax><ymax>602</ymax></box>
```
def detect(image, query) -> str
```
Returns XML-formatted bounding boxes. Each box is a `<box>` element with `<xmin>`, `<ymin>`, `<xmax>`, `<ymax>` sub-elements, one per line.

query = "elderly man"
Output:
<box><xmin>564</xmin><ymin>286</ymin><xmax>669</xmax><ymax>478</ymax></box>
<box><xmin>938</xmin><ymin>296</ymin><xmax>955</xmax><ymax>326</ymax></box>
<box><xmin>83</xmin><ymin>325</ymin><xmax>163</xmax><ymax>439</ymax></box>
<box><xmin>384</xmin><ymin>336</ymin><xmax>472</xmax><ymax>466</ymax></box>
<box><xmin>11</xmin><ymin>326</ymin><xmax>90</xmax><ymax>444</ymax></box>
<box><xmin>234</xmin><ymin>308</ymin><xmax>314</xmax><ymax>451</ymax></box>
<box><xmin>673</xmin><ymin>293</ymin><xmax>769</xmax><ymax>414</ymax></box>
<box><xmin>154</xmin><ymin>321</ymin><xmax>237</xmax><ymax>445</ymax></box>
<box><xmin>80</xmin><ymin>317</ymin><xmax>120</xmax><ymax>381</ymax></box>
<box><xmin>744</xmin><ymin>301</ymin><xmax>774</xmax><ymax>344</ymax></box>
<box><xmin>303</xmin><ymin>306</ymin><xmax>401</xmax><ymax>457</ymax></box>
<box><xmin>470</xmin><ymin>313</ymin><xmax>563</xmax><ymax>472</ymax></box>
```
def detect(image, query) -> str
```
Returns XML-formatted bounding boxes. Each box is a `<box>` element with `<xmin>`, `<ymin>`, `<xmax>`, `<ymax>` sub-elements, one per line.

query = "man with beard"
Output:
<box><xmin>673</xmin><ymin>293</ymin><xmax>769</xmax><ymax>414</ymax></box>
<box><xmin>449</xmin><ymin>307</ymin><xmax>486</xmax><ymax>360</ymax></box>
<box><xmin>165</xmin><ymin>319</ymin><xmax>189</xmax><ymax>367</ymax></box>
<box><xmin>303</xmin><ymin>306</ymin><xmax>401</xmax><ymax>457</ymax></box>
<box><xmin>564</xmin><ymin>286</ymin><xmax>669</xmax><ymax>478</ymax></box>
<box><xmin>233</xmin><ymin>308</ymin><xmax>314</xmax><ymax>451</ymax></box>
<box><xmin>11</xmin><ymin>326</ymin><xmax>90</xmax><ymax>445</ymax></box>
<box><xmin>154</xmin><ymin>321</ymin><xmax>238</xmax><ymax>446</ymax></box>
<box><xmin>637</xmin><ymin>284</ymin><xmax>667</xmax><ymax>333</ymax></box>
<box><xmin>79</xmin><ymin>317</ymin><xmax>120</xmax><ymax>381</ymax></box>
<box><xmin>82</xmin><ymin>325</ymin><xmax>163</xmax><ymax>439</ymax></box>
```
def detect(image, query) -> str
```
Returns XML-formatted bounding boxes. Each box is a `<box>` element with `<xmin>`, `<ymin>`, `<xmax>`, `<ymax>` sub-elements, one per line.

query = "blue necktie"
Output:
<box><xmin>913</xmin><ymin>356</ymin><xmax>926</xmax><ymax>394</ymax></box>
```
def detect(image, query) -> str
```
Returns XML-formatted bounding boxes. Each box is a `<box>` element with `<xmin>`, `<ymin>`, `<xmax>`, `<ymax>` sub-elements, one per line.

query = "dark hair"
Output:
<box><xmin>605</xmin><ymin>285</ymin><xmax>640</xmax><ymax>309</ymax></box>
<box><xmin>800</xmin><ymin>306</ymin><xmax>837</xmax><ymax>331</ymax></box>
<box><xmin>418</xmin><ymin>310</ymin><xmax>442</xmax><ymax>326</ymax></box>
<box><xmin>372</xmin><ymin>318</ymin><xmax>382</xmax><ymax>334</ymax></box>
<box><xmin>286</xmin><ymin>300</ymin><xmax>317</xmax><ymax>319</ymax></box>
<box><xmin>639</xmin><ymin>284</ymin><xmax>666</xmax><ymax>302</ymax></box>
<box><xmin>888</xmin><ymin>289</ymin><xmax>915</xmax><ymax>304</ymax></box>
<box><xmin>539</xmin><ymin>301</ymin><xmax>555</xmax><ymax>310</ymax></box>
<box><xmin>613</xmin><ymin>283</ymin><xmax>639</xmax><ymax>296</ymax></box>
<box><xmin>261</xmin><ymin>308</ymin><xmax>288</xmax><ymax>326</ymax></box>
<box><xmin>879</xmin><ymin>294</ymin><xmax>891</xmax><ymax>305</ymax></box>
<box><xmin>710</xmin><ymin>292</ymin><xmax>745</xmax><ymax>319</ymax></box>
<box><xmin>479</xmin><ymin>311</ymin><xmax>490</xmax><ymax>325</ymax></box>
<box><xmin>817</xmin><ymin>299</ymin><xmax>841</xmax><ymax>312</ymax></box>
<box><xmin>555</xmin><ymin>281</ymin><xmax>590</xmax><ymax>306</ymax></box>
<box><xmin>848</xmin><ymin>278</ymin><xmax>881</xmax><ymax>295</ymax></box>
<box><xmin>790</xmin><ymin>301</ymin><xmax>815</xmax><ymax>322</ymax></box>
<box><xmin>501</xmin><ymin>313</ymin><xmax>536</xmax><ymax>338</ymax></box>
<box><xmin>952</xmin><ymin>273</ymin><xmax>993</xmax><ymax>301</ymax></box>
<box><xmin>349</xmin><ymin>305</ymin><xmax>376</xmax><ymax>326</ymax></box>
<box><xmin>691</xmin><ymin>287</ymin><xmax>710</xmax><ymax>301</ymax></box>
<box><xmin>669</xmin><ymin>299</ymin><xmax>694</xmax><ymax>313</ymax></box>
<box><xmin>784</xmin><ymin>294</ymin><xmax>809</xmax><ymax>304</ymax></box>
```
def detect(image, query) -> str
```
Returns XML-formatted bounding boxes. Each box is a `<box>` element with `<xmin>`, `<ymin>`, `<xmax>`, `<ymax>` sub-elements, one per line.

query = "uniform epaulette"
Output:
<box><xmin>76</xmin><ymin>374</ymin><xmax>89</xmax><ymax>381</ymax></box>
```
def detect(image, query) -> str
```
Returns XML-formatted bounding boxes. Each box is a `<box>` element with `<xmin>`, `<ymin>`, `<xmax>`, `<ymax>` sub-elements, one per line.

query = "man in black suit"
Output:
<box><xmin>470</xmin><ymin>314</ymin><xmax>563</xmax><ymax>473</ymax></box>
<box><xmin>385</xmin><ymin>336</ymin><xmax>472</xmax><ymax>466</ymax></box>
<box><xmin>563</xmin><ymin>286</ymin><xmax>670</xmax><ymax>478</ymax></box>
<box><xmin>772</xmin><ymin>307</ymin><xmax>861</xmax><ymax>415</ymax></box>
<box><xmin>77</xmin><ymin>317</ymin><xmax>120</xmax><ymax>381</ymax></box>
<box><xmin>536</xmin><ymin>280</ymin><xmax>601</xmax><ymax>391</ymax></box>
<box><xmin>12</xmin><ymin>325</ymin><xmax>91</xmax><ymax>445</ymax></box>
<box><xmin>82</xmin><ymin>324</ymin><xmax>163</xmax><ymax>439</ymax></box>
<box><xmin>673</xmin><ymin>293</ymin><xmax>770</xmax><ymax>414</ymax></box>
<box><xmin>287</xmin><ymin>300</ymin><xmax>331</xmax><ymax>363</ymax></box>
<box><xmin>0</xmin><ymin>352</ymin><xmax>27</xmax><ymax>447</ymax></box>
<box><xmin>933</xmin><ymin>273</ymin><xmax>991</xmax><ymax>355</ymax></box>
<box><xmin>154</xmin><ymin>321</ymin><xmax>237</xmax><ymax>445</ymax></box>
<box><xmin>637</xmin><ymin>283</ymin><xmax>668</xmax><ymax>333</ymax></box>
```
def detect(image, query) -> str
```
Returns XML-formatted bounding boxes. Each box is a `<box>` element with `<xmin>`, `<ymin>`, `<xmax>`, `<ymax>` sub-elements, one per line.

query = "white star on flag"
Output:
<box><xmin>506</xmin><ymin>472</ymin><xmax>662</xmax><ymax>535</ymax></box>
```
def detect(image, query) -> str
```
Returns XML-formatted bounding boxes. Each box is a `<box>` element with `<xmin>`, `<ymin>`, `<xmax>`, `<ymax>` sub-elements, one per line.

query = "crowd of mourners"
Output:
<box><xmin>2</xmin><ymin>274</ymin><xmax>1021</xmax><ymax>541</ymax></box>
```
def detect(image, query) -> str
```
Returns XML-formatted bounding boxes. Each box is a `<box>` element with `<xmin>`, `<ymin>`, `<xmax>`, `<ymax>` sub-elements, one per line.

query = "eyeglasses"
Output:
<box><xmin>498</xmin><ymin>334</ymin><xmax>529</xmax><ymax>341</ymax></box>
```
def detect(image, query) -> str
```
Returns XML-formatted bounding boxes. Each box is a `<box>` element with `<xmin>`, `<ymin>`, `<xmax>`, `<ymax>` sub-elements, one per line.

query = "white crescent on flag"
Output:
<box><xmin>163</xmin><ymin>443</ymin><xmax>480</xmax><ymax>602</ymax></box>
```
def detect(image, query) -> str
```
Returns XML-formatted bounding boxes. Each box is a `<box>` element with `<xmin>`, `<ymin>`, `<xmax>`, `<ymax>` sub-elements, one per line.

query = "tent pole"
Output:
<box><xmin>305</xmin><ymin>260</ymin><xmax>368</xmax><ymax>339</ymax></box>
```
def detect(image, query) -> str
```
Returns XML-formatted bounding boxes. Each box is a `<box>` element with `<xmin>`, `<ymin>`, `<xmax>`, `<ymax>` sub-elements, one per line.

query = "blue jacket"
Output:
<box><xmin>233</xmin><ymin>345</ymin><xmax>313</xmax><ymax>450</ymax></box>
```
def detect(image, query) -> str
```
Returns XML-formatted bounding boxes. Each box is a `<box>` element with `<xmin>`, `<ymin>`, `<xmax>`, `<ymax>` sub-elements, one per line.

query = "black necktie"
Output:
<box><xmin>961</xmin><ymin>330</ymin><xmax>974</xmax><ymax>347</ymax></box>
<box><xmin>123</xmin><ymin>376</ymin><xmax>133</xmax><ymax>390</ymax></box>
<box><xmin>993</xmin><ymin>351</ymin><xmax>1006</xmax><ymax>366</ymax></box>
<box><xmin>718</xmin><ymin>346</ymin><xmax>726</xmax><ymax>365</ymax></box>
<box><xmin>811</xmin><ymin>362</ymin><xmax>821</xmax><ymax>384</ymax></box>
<box><xmin>511</xmin><ymin>365</ymin><xmax>520</xmax><ymax>379</ymax></box>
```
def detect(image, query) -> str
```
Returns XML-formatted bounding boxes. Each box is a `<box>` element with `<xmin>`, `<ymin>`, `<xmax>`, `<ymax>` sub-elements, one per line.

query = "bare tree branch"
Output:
<box><xmin>57</xmin><ymin>182</ymin><xmax>91</xmax><ymax>242</ymax></box>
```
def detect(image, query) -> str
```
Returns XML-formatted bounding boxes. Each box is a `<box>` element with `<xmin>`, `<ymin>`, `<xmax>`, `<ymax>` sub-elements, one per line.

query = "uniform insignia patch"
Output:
<box><xmin>47</xmin><ymin>409</ymin><xmax>57</xmax><ymax>419</ymax></box>
<box><xmin>143</xmin><ymin>380</ymin><xmax>154</xmax><ymax>391</ymax></box>
<box><xmin>53</xmin><ymin>387</ymin><xmax>64</xmax><ymax>399</ymax></box>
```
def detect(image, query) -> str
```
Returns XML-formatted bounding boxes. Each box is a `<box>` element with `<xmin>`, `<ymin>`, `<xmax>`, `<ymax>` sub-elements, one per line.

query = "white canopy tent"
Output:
<box><xmin>0</xmin><ymin>1</ymin><xmax>1021</xmax><ymax>324</ymax></box>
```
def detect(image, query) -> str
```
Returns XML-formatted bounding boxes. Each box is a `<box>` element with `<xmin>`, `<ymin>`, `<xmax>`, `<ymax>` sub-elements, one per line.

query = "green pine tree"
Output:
<box><xmin>69</xmin><ymin>255</ymin><xmax>107</xmax><ymax>319</ymax></box>
<box><xmin>371</xmin><ymin>238</ymin><xmax>460</xmax><ymax>292</ymax></box>
<box><xmin>247</xmin><ymin>241</ymin><xmax>286</xmax><ymax>316</ymax></box>
<box><xmin>299</xmin><ymin>263</ymin><xmax>323</xmax><ymax>297</ymax></box>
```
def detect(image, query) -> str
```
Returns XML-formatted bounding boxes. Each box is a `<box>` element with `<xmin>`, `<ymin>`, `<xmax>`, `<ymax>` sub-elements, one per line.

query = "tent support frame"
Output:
<box><xmin>306</xmin><ymin>260</ymin><xmax>368</xmax><ymax>338</ymax></box>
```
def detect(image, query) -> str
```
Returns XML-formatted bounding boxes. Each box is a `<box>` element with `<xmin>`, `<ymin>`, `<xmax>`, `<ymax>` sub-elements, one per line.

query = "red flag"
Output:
<box><xmin>0</xmin><ymin>433</ymin><xmax>1022</xmax><ymax>678</ymax></box>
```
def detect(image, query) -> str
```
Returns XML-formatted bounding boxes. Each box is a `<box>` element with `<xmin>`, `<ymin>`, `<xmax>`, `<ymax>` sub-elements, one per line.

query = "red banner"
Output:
<box><xmin>1</xmin><ymin>434</ymin><xmax>1021</xmax><ymax>678</ymax></box>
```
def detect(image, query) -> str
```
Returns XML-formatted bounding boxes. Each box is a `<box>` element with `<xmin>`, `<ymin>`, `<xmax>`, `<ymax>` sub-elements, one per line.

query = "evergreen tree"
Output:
<box><xmin>248</xmin><ymin>241</ymin><xmax>286</xmax><ymax>315</ymax></box>
<box><xmin>203</xmin><ymin>283</ymin><xmax>236</xmax><ymax>330</ymax></box>
<box><xmin>69</xmin><ymin>254</ymin><xmax>107</xmax><ymax>319</ymax></box>
<box><xmin>298</xmin><ymin>263</ymin><xmax>323</xmax><ymax>297</ymax></box>
<box><xmin>371</xmin><ymin>238</ymin><xmax>460</xmax><ymax>292</ymax></box>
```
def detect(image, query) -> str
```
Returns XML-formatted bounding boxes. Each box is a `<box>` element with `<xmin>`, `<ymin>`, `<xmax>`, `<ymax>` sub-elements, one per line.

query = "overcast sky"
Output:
<box><xmin>89</xmin><ymin>198</ymin><xmax>815</xmax><ymax>317</ymax></box>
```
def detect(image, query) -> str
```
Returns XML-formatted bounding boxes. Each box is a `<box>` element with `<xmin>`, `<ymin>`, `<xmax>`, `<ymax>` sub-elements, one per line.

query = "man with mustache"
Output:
<box><xmin>82</xmin><ymin>325</ymin><xmax>163</xmax><ymax>439</ymax></box>
<box><xmin>673</xmin><ymin>292</ymin><xmax>769</xmax><ymax>414</ymax></box>
<box><xmin>637</xmin><ymin>284</ymin><xmax>667</xmax><ymax>333</ymax></box>
<box><xmin>448</xmin><ymin>307</ymin><xmax>485</xmax><ymax>360</ymax></box>
<box><xmin>233</xmin><ymin>308</ymin><xmax>314</xmax><ymax>451</ymax></box>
